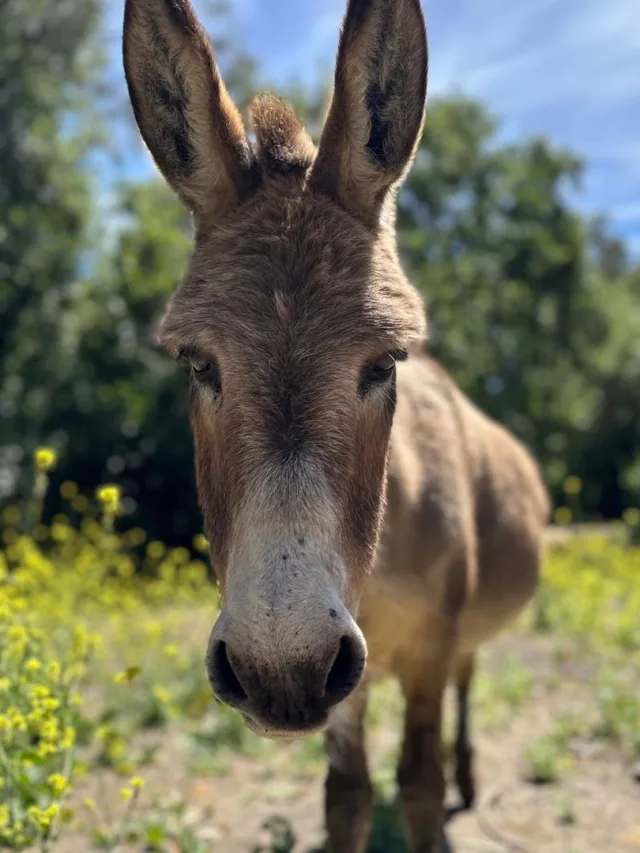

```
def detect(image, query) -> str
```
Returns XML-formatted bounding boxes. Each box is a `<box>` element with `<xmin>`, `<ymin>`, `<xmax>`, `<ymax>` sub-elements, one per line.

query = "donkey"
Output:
<box><xmin>123</xmin><ymin>0</ymin><xmax>551</xmax><ymax>850</ymax></box>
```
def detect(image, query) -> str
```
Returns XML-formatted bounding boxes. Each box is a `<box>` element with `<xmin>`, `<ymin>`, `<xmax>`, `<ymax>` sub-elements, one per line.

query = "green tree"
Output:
<box><xmin>0</xmin><ymin>0</ymin><xmax>261</xmax><ymax>540</ymax></box>
<box><xmin>398</xmin><ymin>97</ymin><xmax>640</xmax><ymax>516</ymax></box>
<box><xmin>574</xmin><ymin>261</ymin><xmax>640</xmax><ymax>515</ymax></box>
<box><xmin>39</xmin><ymin>181</ymin><xmax>199</xmax><ymax>541</ymax></box>
<box><xmin>0</xmin><ymin>0</ymin><xmax>102</xmax><ymax>493</ymax></box>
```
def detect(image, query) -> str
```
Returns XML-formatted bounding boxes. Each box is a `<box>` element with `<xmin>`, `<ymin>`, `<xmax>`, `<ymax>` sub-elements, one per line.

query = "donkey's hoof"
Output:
<box><xmin>455</xmin><ymin>752</ymin><xmax>476</xmax><ymax>810</ymax></box>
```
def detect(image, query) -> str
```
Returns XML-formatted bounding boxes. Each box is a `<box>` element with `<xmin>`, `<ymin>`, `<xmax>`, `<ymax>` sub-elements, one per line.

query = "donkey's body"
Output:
<box><xmin>370</xmin><ymin>353</ymin><xmax>549</xmax><ymax>671</ymax></box>
<box><xmin>325</xmin><ymin>354</ymin><xmax>549</xmax><ymax>852</ymax></box>
<box><xmin>122</xmin><ymin>0</ymin><xmax>551</xmax><ymax>849</ymax></box>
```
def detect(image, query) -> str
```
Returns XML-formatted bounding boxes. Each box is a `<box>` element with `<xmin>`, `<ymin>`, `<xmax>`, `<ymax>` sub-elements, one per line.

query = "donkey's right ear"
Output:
<box><xmin>123</xmin><ymin>0</ymin><xmax>259</xmax><ymax>225</ymax></box>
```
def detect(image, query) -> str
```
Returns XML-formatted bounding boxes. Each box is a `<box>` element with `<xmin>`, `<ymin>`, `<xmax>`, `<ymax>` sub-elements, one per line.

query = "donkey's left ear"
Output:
<box><xmin>123</xmin><ymin>0</ymin><xmax>259</xmax><ymax>226</ymax></box>
<box><xmin>310</xmin><ymin>0</ymin><xmax>428</xmax><ymax>228</ymax></box>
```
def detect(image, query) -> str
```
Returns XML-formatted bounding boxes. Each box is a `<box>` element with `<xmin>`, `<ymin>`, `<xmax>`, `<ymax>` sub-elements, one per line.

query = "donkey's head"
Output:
<box><xmin>123</xmin><ymin>0</ymin><xmax>428</xmax><ymax>736</ymax></box>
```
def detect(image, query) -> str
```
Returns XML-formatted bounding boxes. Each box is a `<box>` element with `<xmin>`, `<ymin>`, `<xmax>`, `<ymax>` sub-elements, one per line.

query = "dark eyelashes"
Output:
<box><xmin>390</xmin><ymin>347</ymin><xmax>408</xmax><ymax>363</ymax></box>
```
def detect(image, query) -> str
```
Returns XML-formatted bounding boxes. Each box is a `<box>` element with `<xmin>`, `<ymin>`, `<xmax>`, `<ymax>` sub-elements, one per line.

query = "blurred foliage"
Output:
<box><xmin>0</xmin><ymin>0</ymin><xmax>101</xmax><ymax>475</ymax></box>
<box><xmin>0</xmin><ymin>1</ymin><xmax>639</xmax><ymax>543</ymax></box>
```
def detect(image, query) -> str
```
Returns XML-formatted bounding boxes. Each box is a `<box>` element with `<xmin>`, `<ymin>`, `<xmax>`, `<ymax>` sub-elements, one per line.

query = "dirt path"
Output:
<box><xmin>181</xmin><ymin>689</ymin><xmax>640</xmax><ymax>852</ymax></box>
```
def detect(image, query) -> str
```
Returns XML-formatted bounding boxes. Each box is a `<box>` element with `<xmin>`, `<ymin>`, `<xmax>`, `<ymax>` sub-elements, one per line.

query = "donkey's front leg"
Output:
<box><xmin>454</xmin><ymin>652</ymin><xmax>476</xmax><ymax>809</ymax></box>
<box><xmin>397</xmin><ymin>655</ymin><xmax>450</xmax><ymax>853</ymax></box>
<box><xmin>325</xmin><ymin>682</ymin><xmax>372</xmax><ymax>853</ymax></box>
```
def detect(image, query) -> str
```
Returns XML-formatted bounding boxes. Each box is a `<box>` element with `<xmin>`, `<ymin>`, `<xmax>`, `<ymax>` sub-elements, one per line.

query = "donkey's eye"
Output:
<box><xmin>189</xmin><ymin>354</ymin><xmax>212</xmax><ymax>375</ymax></box>
<box><xmin>370</xmin><ymin>353</ymin><xmax>396</xmax><ymax>378</ymax></box>
<box><xmin>179</xmin><ymin>350</ymin><xmax>222</xmax><ymax>396</ymax></box>
<box><xmin>359</xmin><ymin>350</ymin><xmax>404</xmax><ymax>396</ymax></box>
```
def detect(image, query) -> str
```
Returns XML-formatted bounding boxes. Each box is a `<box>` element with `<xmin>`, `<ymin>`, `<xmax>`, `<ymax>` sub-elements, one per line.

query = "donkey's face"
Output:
<box><xmin>124</xmin><ymin>0</ymin><xmax>428</xmax><ymax>736</ymax></box>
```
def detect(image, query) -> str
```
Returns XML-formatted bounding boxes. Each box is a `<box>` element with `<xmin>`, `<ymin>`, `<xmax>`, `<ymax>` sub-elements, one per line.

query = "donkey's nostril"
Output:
<box><xmin>325</xmin><ymin>634</ymin><xmax>366</xmax><ymax>706</ymax></box>
<box><xmin>210</xmin><ymin>641</ymin><xmax>248</xmax><ymax>707</ymax></box>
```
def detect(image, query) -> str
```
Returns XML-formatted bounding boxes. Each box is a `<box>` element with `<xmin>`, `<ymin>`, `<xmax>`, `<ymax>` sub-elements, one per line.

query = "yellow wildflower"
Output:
<box><xmin>74</xmin><ymin>761</ymin><xmax>89</xmax><ymax>778</ymax></box>
<box><xmin>8</xmin><ymin>625</ymin><xmax>27</xmax><ymax>643</ymax></box>
<box><xmin>554</xmin><ymin>506</ymin><xmax>572</xmax><ymax>525</ymax></box>
<box><xmin>1</xmin><ymin>504</ymin><xmax>20</xmax><ymax>525</ymax></box>
<box><xmin>27</xmin><ymin>807</ymin><xmax>46</xmax><ymax>829</ymax></box>
<box><xmin>71</xmin><ymin>494</ymin><xmax>89</xmax><ymax>512</ymax></box>
<box><xmin>152</xmin><ymin>684</ymin><xmax>171</xmax><ymax>704</ymax></box>
<box><xmin>9</xmin><ymin>711</ymin><xmax>27</xmax><ymax>732</ymax></box>
<box><xmin>171</xmin><ymin>546</ymin><xmax>190</xmax><ymax>565</ymax></box>
<box><xmin>27</xmin><ymin>804</ymin><xmax>60</xmax><ymax>830</ymax></box>
<box><xmin>113</xmin><ymin>666</ymin><xmax>140</xmax><ymax>685</ymax></box>
<box><xmin>126</xmin><ymin>527</ymin><xmax>147</xmax><ymax>546</ymax></box>
<box><xmin>193</xmin><ymin>533</ymin><xmax>209</xmax><ymax>553</ymax></box>
<box><xmin>145</xmin><ymin>621</ymin><xmax>163</xmax><ymax>640</ymax></box>
<box><xmin>47</xmin><ymin>661</ymin><xmax>61</xmax><ymax>681</ymax></box>
<box><xmin>562</xmin><ymin>475</ymin><xmax>582</xmax><ymax>495</ymax></box>
<box><xmin>36</xmin><ymin>742</ymin><xmax>56</xmax><ymax>759</ymax></box>
<box><xmin>61</xmin><ymin>726</ymin><xmax>75</xmax><ymax>749</ymax></box>
<box><xmin>96</xmin><ymin>484</ymin><xmax>121</xmax><ymax>513</ymax></box>
<box><xmin>64</xmin><ymin>663</ymin><xmax>86</xmax><ymax>685</ymax></box>
<box><xmin>34</xmin><ymin>447</ymin><xmax>57</xmax><ymax>471</ymax></box>
<box><xmin>146</xmin><ymin>540</ymin><xmax>166</xmax><ymax>560</ymax></box>
<box><xmin>107</xmin><ymin>738</ymin><xmax>125</xmax><ymax>761</ymax></box>
<box><xmin>51</xmin><ymin>522</ymin><xmax>71</xmax><ymax>542</ymax></box>
<box><xmin>27</xmin><ymin>708</ymin><xmax>45</xmax><ymax>726</ymax></box>
<box><xmin>623</xmin><ymin>507</ymin><xmax>640</xmax><ymax>526</ymax></box>
<box><xmin>47</xmin><ymin>773</ymin><xmax>68</xmax><ymax>795</ymax></box>
<box><xmin>41</xmin><ymin>718</ymin><xmax>59</xmax><ymax>741</ymax></box>
<box><xmin>59</xmin><ymin>480</ymin><xmax>78</xmax><ymax>499</ymax></box>
<box><xmin>44</xmin><ymin>805</ymin><xmax>60</xmax><ymax>823</ymax></box>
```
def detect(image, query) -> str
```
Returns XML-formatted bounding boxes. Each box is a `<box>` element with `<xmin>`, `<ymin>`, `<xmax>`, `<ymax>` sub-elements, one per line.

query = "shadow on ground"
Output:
<box><xmin>254</xmin><ymin>795</ymin><xmax>466</xmax><ymax>853</ymax></box>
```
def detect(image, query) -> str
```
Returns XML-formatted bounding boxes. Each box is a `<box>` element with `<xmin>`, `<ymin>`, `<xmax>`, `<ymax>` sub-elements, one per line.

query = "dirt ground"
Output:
<box><xmin>61</xmin><ymin>630</ymin><xmax>640</xmax><ymax>853</ymax></box>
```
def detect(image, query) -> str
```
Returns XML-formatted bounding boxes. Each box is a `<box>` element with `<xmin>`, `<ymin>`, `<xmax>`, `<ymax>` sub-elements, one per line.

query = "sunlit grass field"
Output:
<box><xmin>1</xmin><ymin>451</ymin><xmax>639</xmax><ymax>852</ymax></box>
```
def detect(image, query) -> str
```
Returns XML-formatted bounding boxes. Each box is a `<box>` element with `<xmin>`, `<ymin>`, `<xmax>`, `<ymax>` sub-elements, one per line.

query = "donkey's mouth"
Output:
<box><xmin>240</xmin><ymin>710</ymin><xmax>329</xmax><ymax>741</ymax></box>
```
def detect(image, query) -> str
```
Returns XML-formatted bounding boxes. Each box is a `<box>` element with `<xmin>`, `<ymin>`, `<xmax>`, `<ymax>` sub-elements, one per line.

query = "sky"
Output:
<box><xmin>106</xmin><ymin>0</ymin><xmax>640</xmax><ymax>253</ymax></box>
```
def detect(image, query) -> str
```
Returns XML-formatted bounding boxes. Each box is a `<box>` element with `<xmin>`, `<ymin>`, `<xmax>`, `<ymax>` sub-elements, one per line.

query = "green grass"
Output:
<box><xmin>472</xmin><ymin>651</ymin><xmax>534</xmax><ymax>730</ymax></box>
<box><xmin>556</xmin><ymin>795</ymin><xmax>577</xmax><ymax>826</ymax></box>
<box><xmin>522</xmin><ymin>736</ymin><xmax>565</xmax><ymax>784</ymax></box>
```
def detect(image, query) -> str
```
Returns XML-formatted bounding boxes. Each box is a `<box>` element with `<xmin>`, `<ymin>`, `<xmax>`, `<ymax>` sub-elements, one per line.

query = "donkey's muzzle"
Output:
<box><xmin>206</xmin><ymin>609</ymin><xmax>366</xmax><ymax>736</ymax></box>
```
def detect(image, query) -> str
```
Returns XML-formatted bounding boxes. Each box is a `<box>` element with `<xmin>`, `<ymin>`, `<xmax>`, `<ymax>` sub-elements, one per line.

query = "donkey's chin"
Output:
<box><xmin>241</xmin><ymin>711</ymin><xmax>329</xmax><ymax>741</ymax></box>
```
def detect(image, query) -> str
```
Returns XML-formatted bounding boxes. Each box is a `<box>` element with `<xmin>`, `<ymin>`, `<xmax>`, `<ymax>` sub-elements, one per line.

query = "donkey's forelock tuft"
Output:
<box><xmin>250</xmin><ymin>94</ymin><xmax>316</xmax><ymax>177</ymax></box>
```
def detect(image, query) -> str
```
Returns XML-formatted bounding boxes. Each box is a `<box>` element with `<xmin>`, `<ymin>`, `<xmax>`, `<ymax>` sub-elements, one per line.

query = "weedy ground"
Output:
<box><xmin>1</xmin><ymin>451</ymin><xmax>639</xmax><ymax>853</ymax></box>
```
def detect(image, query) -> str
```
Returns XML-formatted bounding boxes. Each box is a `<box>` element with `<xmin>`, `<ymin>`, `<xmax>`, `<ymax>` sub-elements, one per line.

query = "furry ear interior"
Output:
<box><xmin>123</xmin><ymin>0</ymin><xmax>259</xmax><ymax>224</ymax></box>
<box><xmin>311</xmin><ymin>0</ymin><xmax>428</xmax><ymax>227</ymax></box>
